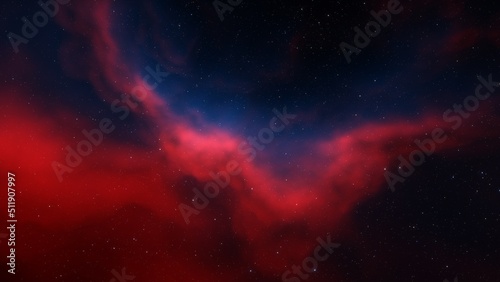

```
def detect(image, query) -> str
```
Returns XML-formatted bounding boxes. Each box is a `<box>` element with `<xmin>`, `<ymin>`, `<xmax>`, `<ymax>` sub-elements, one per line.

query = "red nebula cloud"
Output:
<box><xmin>1</xmin><ymin>1</ymin><xmax>499</xmax><ymax>281</ymax></box>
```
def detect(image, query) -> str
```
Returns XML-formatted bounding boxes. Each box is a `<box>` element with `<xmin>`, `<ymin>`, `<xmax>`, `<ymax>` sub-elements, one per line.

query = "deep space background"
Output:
<box><xmin>1</xmin><ymin>0</ymin><xmax>500</xmax><ymax>281</ymax></box>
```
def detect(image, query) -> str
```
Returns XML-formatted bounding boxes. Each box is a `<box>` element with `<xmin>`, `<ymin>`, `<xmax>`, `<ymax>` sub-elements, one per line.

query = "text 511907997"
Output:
<box><xmin>7</xmin><ymin>172</ymin><xmax>16</xmax><ymax>275</ymax></box>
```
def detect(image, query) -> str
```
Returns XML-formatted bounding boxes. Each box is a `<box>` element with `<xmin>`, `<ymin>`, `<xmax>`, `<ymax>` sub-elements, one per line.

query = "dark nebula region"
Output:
<box><xmin>1</xmin><ymin>0</ymin><xmax>500</xmax><ymax>281</ymax></box>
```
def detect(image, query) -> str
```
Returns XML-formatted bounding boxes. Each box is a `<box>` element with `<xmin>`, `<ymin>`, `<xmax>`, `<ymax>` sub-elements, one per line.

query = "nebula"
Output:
<box><xmin>1</xmin><ymin>0</ymin><xmax>500</xmax><ymax>281</ymax></box>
